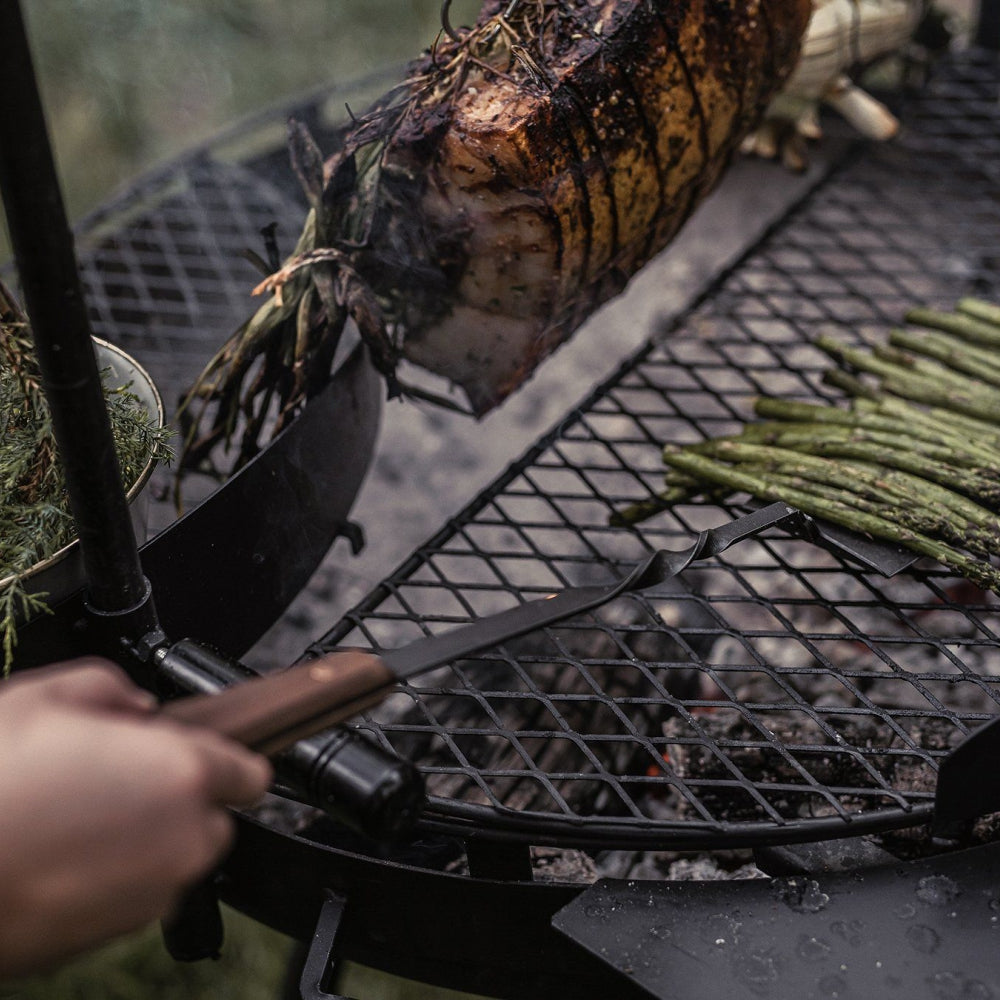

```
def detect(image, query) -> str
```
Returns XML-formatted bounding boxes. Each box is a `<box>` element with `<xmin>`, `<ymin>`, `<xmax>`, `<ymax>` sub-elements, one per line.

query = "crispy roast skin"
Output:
<box><xmin>340</xmin><ymin>0</ymin><xmax>811</xmax><ymax>413</ymax></box>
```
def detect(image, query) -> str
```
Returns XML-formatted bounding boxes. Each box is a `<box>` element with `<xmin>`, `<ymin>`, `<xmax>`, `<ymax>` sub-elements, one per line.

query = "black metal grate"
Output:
<box><xmin>317</xmin><ymin>50</ymin><xmax>1000</xmax><ymax>849</ymax></box>
<box><xmin>68</xmin><ymin>71</ymin><xmax>397</xmax><ymax>403</ymax></box>
<box><xmin>78</xmin><ymin>156</ymin><xmax>296</xmax><ymax>394</ymax></box>
<box><xmin>52</xmin><ymin>50</ymin><xmax>1000</xmax><ymax>850</ymax></box>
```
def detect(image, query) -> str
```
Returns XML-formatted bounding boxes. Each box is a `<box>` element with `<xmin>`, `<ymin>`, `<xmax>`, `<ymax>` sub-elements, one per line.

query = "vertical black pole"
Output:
<box><xmin>977</xmin><ymin>0</ymin><xmax>1000</xmax><ymax>49</ymax></box>
<box><xmin>0</xmin><ymin>0</ymin><xmax>152</xmax><ymax>622</ymax></box>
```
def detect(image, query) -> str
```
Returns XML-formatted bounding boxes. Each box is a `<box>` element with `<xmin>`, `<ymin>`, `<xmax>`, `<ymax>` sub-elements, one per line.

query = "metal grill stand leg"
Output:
<box><xmin>300</xmin><ymin>893</ymin><xmax>353</xmax><ymax>1000</ymax></box>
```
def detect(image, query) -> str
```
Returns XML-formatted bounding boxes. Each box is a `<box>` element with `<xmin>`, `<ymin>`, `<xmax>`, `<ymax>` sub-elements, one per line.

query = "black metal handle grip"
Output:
<box><xmin>155</xmin><ymin>640</ymin><xmax>424</xmax><ymax>841</ymax></box>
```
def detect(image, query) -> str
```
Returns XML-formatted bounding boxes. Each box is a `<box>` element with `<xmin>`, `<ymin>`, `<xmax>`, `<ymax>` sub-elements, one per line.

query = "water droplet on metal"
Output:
<box><xmin>701</xmin><ymin>913</ymin><xmax>741</xmax><ymax>946</ymax></box>
<box><xmin>905</xmin><ymin>924</ymin><xmax>941</xmax><ymax>955</ymax></box>
<box><xmin>819</xmin><ymin>973</ymin><xmax>847</xmax><ymax>997</ymax></box>
<box><xmin>734</xmin><ymin>948</ymin><xmax>779</xmax><ymax>988</ymax></box>
<box><xmin>830</xmin><ymin>919</ymin><xmax>864</xmax><ymax>948</ymax></box>
<box><xmin>773</xmin><ymin>877</ymin><xmax>830</xmax><ymax>914</ymax></box>
<box><xmin>926</xmin><ymin>970</ymin><xmax>992</xmax><ymax>999</ymax></box>
<box><xmin>796</xmin><ymin>934</ymin><xmax>832</xmax><ymax>963</ymax></box>
<box><xmin>916</xmin><ymin>875</ymin><xmax>961</xmax><ymax>907</ymax></box>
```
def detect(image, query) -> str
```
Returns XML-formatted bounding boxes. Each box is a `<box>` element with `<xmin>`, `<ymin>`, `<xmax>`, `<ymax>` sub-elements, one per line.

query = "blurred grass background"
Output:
<box><xmin>3</xmin><ymin>0</ymin><xmax>481</xmax><ymax>259</ymax></box>
<box><xmin>1</xmin><ymin>4</ymin><xmax>480</xmax><ymax>997</ymax></box>
<box><xmin>1</xmin><ymin>907</ymin><xmax>296</xmax><ymax>1000</ymax></box>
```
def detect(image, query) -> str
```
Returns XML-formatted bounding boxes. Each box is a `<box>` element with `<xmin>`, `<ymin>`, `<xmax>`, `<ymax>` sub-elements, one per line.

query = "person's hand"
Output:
<box><xmin>0</xmin><ymin>657</ymin><xmax>272</xmax><ymax>978</ymax></box>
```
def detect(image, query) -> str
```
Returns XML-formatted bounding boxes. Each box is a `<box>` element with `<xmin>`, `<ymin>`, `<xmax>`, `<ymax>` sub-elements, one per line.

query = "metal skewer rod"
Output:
<box><xmin>0</xmin><ymin>0</ymin><xmax>155</xmax><ymax>629</ymax></box>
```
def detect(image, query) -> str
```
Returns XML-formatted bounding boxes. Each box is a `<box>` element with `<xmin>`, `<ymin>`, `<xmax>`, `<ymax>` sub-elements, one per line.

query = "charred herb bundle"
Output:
<box><xmin>615</xmin><ymin>298</ymin><xmax>1000</xmax><ymax>594</ymax></box>
<box><xmin>0</xmin><ymin>283</ymin><xmax>171</xmax><ymax>671</ymax></box>
<box><xmin>179</xmin><ymin>0</ymin><xmax>811</xmax><ymax>475</ymax></box>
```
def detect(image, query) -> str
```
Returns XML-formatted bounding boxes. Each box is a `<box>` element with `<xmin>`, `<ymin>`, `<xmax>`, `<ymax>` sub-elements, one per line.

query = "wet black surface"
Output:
<box><xmin>555</xmin><ymin>843</ymin><xmax>1000</xmax><ymax>1000</ymax></box>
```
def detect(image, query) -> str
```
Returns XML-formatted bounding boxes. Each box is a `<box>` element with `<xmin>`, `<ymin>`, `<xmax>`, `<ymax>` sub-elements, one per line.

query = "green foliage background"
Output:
<box><xmin>0</xmin><ymin>908</ymin><xmax>295</xmax><ymax>1000</ymax></box>
<box><xmin>3</xmin><ymin>0</ymin><xmax>480</xmax><ymax>257</ymax></box>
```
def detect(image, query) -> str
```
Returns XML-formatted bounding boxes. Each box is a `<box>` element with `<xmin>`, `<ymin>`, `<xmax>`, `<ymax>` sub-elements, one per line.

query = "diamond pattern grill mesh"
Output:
<box><xmin>315</xmin><ymin>52</ymin><xmax>1000</xmax><ymax>848</ymax></box>
<box><xmin>78</xmin><ymin>157</ymin><xmax>301</xmax><ymax>393</ymax></box>
<box><xmin>54</xmin><ymin>52</ymin><xmax>1000</xmax><ymax>849</ymax></box>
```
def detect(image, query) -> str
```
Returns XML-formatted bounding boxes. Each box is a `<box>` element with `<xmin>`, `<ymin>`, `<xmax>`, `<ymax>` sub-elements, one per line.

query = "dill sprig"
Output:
<box><xmin>1</xmin><ymin>280</ymin><xmax>171</xmax><ymax>672</ymax></box>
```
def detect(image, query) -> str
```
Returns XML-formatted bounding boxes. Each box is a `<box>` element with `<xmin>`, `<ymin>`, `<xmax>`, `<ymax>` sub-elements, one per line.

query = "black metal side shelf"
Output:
<box><xmin>318</xmin><ymin>49</ymin><xmax>1000</xmax><ymax>850</ymax></box>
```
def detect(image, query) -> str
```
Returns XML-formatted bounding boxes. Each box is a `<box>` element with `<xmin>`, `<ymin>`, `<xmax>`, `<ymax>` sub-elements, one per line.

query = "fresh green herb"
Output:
<box><xmin>1</xmin><ymin>281</ymin><xmax>171</xmax><ymax>672</ymax></box>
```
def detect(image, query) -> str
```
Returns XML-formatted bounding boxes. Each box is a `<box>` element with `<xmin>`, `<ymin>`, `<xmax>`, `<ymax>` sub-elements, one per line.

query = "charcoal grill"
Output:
<box><xmin>5</xmin><ymin>16</ymin><xmax>1000</xmax><ymax>1000</ymax></box>
<box><xmin>317</xmin><ymin>48</ymin><xmax>1000</xmax><ymax>853</ymax></box>
<box><xmin>248</xmin><ymin>44</ymin><xmax>1000</xmax><ymax>1000</ymax></box>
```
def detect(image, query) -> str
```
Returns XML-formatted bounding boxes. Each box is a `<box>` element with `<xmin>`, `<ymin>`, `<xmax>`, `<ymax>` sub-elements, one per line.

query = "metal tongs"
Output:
<box><xmin>164</xmin><ymin>501</ymin><xmax>869</xmax><ymax>752</ymax></box>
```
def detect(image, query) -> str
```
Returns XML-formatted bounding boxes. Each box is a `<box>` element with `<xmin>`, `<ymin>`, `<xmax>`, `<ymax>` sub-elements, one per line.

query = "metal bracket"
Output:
<box><xmin>333</xmin><ymin>521</ymin><xmax>366</xmax><ymax>557</ymax></box>
<box><xmin>932</xmin><ymin>715</ymin><xmax>1000</xmax><ymax>844</ymax></box>
<box><xmin>299</xmin><ymin>891</ymin><xmax>353</xmax><ymax>1000</ymax></box>
<box><xmin>160</xmin><ymin>878</ymin><xmax>223</xmax><ymax>962</ymax></box>
<box><xmin>464</xmin><ymin>839</ymin><xmax>534</xmax><ymax>881</ymax></box>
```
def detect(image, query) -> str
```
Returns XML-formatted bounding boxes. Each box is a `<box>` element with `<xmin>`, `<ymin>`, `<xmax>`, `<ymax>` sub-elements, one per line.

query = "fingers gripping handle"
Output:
<box><xmin>155</xmin><ymin>642</ymin><xmax>423</xmax><ymax>843</ymax></box>
<box><xmin>162</xmin><ymin>651</ymin><xmax>396</xmax><ymax>754</ymax></box>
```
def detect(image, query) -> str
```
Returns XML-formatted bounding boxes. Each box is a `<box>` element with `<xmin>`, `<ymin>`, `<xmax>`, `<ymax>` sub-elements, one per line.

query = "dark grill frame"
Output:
<box><xmin>315</xmin><ymin>49</ymin><xmax>1000</xmax><ymax>849</ymax></box>
<box><xmin>46</xmin><ymin>46</ymin><xmax>1000</xmax><ymax>855</ymax></box>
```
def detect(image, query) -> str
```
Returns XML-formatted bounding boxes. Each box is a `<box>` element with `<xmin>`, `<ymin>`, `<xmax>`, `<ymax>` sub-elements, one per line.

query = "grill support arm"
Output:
<box><xmin>0</xmin><ymin>0</ymin><xmax>156</xmax><ymax>632</ymax></box>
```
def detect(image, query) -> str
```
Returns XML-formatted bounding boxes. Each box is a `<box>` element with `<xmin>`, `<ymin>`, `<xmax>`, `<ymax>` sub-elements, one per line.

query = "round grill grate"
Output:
<box><xmin>43</xmin><ymin>51</ymin><xmax>1000</xmax><ymax>851</ymax></box>
<box><xmin>318</xmin><ymin>51</ymin><xmax>1000</xmax><ymax>849</ymax></box>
